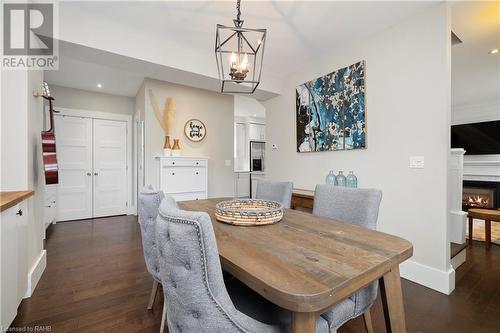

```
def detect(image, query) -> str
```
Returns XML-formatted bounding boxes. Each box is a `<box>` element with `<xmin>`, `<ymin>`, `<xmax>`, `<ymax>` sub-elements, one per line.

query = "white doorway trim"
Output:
<box><xmin>53</xmin><ymin>107</ymin><xmax>135</xmax><ymax>215</ymax></box>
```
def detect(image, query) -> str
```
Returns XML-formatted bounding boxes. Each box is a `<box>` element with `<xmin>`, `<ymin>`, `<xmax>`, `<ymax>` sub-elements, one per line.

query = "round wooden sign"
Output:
<box><xmin>184</xmin><ymin>119</ymin><xmax>206</xmax><ymax>142</ymax></box>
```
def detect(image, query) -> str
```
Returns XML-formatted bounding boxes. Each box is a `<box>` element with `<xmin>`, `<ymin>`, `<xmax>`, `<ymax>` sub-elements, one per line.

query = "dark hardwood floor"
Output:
<box><xmin>11</xmin><ymin>216</ymin><xmax>500</xmax><ymax>332</ymax></box>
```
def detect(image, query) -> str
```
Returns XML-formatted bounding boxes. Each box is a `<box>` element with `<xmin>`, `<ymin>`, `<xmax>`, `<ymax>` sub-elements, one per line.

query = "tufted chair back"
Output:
<box><xmin>313</xmin><ymin>185</ymin><xmax>382</xmax><ymax>319</ymax></box>
<box><xmin>313</xmin><ymin>185</ymin><xmax>382</xmax><ymax>230</ymax></box>
<box><xmin>155</xmin><ymin>205</ymin><xmax>283</xmax><ymax>333</ymax></box>
<box><xmin>255</xmin><ymin>181</ymin><xmax>293</xmax><ymax>209</ymax></box>
<box><xmin>138</xmin><ymin>187</ymin><xmax>177</xmax><ymax>282</ymax></box>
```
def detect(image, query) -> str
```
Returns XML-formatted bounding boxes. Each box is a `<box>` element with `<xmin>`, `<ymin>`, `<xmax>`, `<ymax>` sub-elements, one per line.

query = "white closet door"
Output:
<box><xmin>92</xmin><ymin>119</ymin><xmax>127</xmax><ymax>218</ymax></box>
<box><xmin>54</xmin><ymin>116</ymin><xmax>93</xmax><ymax>221</ymax></box>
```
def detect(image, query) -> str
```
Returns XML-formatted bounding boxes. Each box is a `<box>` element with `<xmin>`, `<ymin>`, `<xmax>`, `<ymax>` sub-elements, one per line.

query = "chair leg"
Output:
<box><xmin>363</xmin><ymin>309</ymin><xmax>374</xmax><ymax>333</ymax></box>
<box><xmin>147</xmin><ymin>280</ymin><xmax>159</xmax><ymax>310</ymax></box>
<box><xmin>160</xmin><ymin>298</ymin><xmax>167</xmax><ymax>333</ymax></box>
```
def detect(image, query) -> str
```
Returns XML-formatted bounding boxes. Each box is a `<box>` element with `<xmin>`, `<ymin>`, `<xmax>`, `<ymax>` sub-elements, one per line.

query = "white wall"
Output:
<box><xmin>49</xmin><ymin>85</ymin><xmax>135</xmax><ymax>115</ymax></box>
<box><xmin>140</xmin><ymin>79</ymin><xmax>235</xmax><ymax>197</ymax></box>
<box><xmin>1</xmin><ymin>71</ymin><xmax>29</xmax><ymax>190</ymax></box>
<box><xmin>451</xmin><ymin>99</ymin><xmax>500</xmax><ymax>125</ymax></box>
<box><xmin>263</xmin><ymin>4</ymin><xmax>453</xmax><ymax>293</ymax></box>
<box><xmin>1</xmin><ymin>69</ymin><xmax>46</xmax><ymax>301</ymax></box>
<box><xmin>234</xmin><ymin>95</ymin><xmax>266</xmax><ymax>118</ymax></box>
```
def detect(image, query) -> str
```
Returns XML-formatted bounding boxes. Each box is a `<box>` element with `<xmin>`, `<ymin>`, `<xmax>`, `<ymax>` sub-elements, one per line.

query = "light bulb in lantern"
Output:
<box><xmin>230</xmin><ymin>52</ymin><xmax>237</xmax><ymax>68</ymax></box>
<box><xmin>240</xmin><ymin>53</ymin><xmax>249</xmax><ymax>71</ymax></box>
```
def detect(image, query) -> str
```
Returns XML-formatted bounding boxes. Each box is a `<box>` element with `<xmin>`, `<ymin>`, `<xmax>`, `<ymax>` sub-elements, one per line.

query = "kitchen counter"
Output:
<box><xmin>0</xmin><ymin>191</ymin><xmax>34</xmax><ymax>213</ymax></box>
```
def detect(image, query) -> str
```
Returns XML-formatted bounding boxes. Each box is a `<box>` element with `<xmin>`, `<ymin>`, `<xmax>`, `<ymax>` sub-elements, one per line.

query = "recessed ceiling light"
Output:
<box><xmin>97</xmin><ymin>83</ymin><xmax>103</xmax><ymax>88</ymax></box>
<box><xmin>489</xmin><ymin>49</ymin><xmax>499</xmax><ymax>54</ymax></box>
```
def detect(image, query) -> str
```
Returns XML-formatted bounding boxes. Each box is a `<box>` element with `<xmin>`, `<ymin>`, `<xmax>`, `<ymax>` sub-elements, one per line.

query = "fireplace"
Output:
<box><xmin>462</xmin><ymin>180</ymin><xmax>500</xmax><ymax>211</ymax></box>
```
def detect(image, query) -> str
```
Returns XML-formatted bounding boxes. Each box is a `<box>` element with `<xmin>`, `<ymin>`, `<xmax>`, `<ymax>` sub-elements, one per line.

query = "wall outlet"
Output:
<box><xmin>409</xmin><ymin>156</ymin><xmax>424</xmax><ymax>169</ymax></box>
<box><xmin>225</xmin><ymin>159</ymin><xmax>232</xmax><ymax>167</ymax></box>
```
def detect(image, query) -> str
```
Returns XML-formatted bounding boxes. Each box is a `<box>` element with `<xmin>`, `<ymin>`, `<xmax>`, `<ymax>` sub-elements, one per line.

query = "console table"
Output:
<box><xmin>467</xmin><ymin>208</ymin><xmax>500</xmax><ymax>249</ymax></box>
<box><xmin>291</xmin><ymin>189</ymin><xmax>314</xmax><ymax>212</ymax></box>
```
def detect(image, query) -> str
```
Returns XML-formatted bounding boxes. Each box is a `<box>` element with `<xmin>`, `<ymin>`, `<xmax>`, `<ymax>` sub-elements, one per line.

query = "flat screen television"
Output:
<box><xmin>451</xmin><ymin>120</ymin><xmax>500</xmax><ymax>155</ymax></box>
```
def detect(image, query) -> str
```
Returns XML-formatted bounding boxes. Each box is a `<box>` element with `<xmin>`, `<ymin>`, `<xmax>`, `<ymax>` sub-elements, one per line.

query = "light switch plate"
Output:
<box><xmin>225</xmin><ymin>159</ymin><xmax>232</xmax><ymax>167</ymax></box>
<box><xmin>409</xmin><ymin>156</ymin><xmax>424</xmax><ymax>169</ymax></box>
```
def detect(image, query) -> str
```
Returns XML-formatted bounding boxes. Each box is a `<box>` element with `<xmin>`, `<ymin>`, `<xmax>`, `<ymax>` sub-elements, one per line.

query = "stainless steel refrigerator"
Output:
<box><xmin>249</xmin><ymin>141</ymin><xmax>265</xmax><ymax>197</ymax></box>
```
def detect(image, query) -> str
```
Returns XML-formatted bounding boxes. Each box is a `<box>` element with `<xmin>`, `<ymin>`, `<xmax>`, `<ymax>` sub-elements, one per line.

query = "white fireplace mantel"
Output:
<box><xmin>463</xmin><ymin>154</ymin><xmax>500</xmax><ymax>182</ymax></box>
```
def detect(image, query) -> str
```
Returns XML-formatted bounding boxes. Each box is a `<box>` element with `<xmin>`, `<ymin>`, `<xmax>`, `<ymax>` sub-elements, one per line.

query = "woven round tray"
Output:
<box><xmin>215</xmin><ymin>199</ymin><xmax>284</xmax><ymax>226</ymax></box>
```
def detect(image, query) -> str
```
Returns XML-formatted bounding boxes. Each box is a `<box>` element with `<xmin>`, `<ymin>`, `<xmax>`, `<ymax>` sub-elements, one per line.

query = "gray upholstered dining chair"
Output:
<box><xmin>155</xmin><ymin>203</ymin><xmax>330</xmax><ymax>333</ymax></box>
<box><xmin>313</xmin><ymin>185</ymin><xmax>383</xmax><ymax>333</ymax></box>
<box><xmin>138</xmin><ymin>187</ymin><xmax>178</xmax><ymax>333</ymax></box>
<box><xmin>255</xmin><ymin>180</ymin><xmax>293</xmax><ymax>208</ymax></box>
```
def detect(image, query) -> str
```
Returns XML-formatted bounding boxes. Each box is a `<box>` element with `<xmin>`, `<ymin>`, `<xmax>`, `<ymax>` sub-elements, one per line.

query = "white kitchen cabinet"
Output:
<box><xmin>157</xmin><ymin>157</ymin><xmax>208</xmax><ymax>201</ymax></box>
<box><xmin>44</xmin><ymin>184</ymin><xmax>57</xmax><ymax>231</ymax></box>
<box><xmin>234</xmin><ymin>172</ymin><xmax>250</xmax><ymax>198</ymax></box>
<box><xmin>250</xmin><ymin>173</ymin><xmax>266</xmax><ymax>198</ymax></box>
<box><xmin>248</xmin><ymin>123</ymin><xmax>266</xmax><ymax>141</ymax></box>
<box><xmin>234</xmin><ymin>123</ymin><xmax>248</xmax><ymax>172</ymax></box>
<box><xmin>1</xmin><ymin>200</ymin><xmax>27</xmax><ymax>329</ymax></box>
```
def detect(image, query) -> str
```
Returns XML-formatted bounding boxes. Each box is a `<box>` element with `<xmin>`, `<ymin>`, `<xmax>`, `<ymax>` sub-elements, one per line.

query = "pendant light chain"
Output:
<box><xmin>236</xmin><ymin>0</ymin><xmax>241</xmax><ymax>23</ymax></box>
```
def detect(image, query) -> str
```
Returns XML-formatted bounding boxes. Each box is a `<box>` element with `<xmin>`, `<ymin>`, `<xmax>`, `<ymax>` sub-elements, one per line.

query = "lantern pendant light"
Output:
<box><xmin>215</xmin><ymin>0</ymin><xmax>267</xmax><ymax>94</ymax></box>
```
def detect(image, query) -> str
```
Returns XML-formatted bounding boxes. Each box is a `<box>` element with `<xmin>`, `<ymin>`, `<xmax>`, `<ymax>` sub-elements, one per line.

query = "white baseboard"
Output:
<box><xmin>399</xmin><ymin>259</ymin><xmax>455</xmax><ymax>295</ymax></box>
<box><xmin>451</xmin><ymin>249</ymin><xmax>466</xmax><ymax>270</ymax></box>
<box><xmin>24</xmin><ymin>250</ymin><xmax>47</xmax><ymax>298</ymax></box>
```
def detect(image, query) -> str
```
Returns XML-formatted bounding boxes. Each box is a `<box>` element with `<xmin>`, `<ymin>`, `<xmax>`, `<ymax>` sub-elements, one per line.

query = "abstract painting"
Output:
<box><xmin>296</xmin><ymin>61</ymin><xmax>366</xmax><ymax>152</ymax></box>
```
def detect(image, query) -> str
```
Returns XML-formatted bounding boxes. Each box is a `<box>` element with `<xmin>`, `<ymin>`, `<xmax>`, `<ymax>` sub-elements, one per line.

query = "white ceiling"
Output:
<box><xmin>47</xmin><ymin>1</ymin><xmax>437</xmax><ymax>98</ymax></box>
<box><xmin>451</xmin><ymin>1</ymin><xmax>500</xmax><ymax>107</ymax></box>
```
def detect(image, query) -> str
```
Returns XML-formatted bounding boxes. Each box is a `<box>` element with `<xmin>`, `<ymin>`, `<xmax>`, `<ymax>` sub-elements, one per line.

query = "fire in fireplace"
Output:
<box><xmin>462</xmin><ymin>181</ymin><xmax>500</xmax><ymax>211</ymax></box>
<box><xmin>462</xmin><ymin>189</ymin><xmax>492</xmax><ymax>208</ymax></box>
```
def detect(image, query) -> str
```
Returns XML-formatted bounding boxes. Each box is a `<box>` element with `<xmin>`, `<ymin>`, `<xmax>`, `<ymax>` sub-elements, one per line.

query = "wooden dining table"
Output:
<box><xmin>179</xmin><ymin>198</ymin><xmax>413</xmax><ymax>333</ymax></box>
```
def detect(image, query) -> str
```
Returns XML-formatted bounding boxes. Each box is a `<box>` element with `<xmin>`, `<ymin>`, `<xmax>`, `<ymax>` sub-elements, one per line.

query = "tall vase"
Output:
<box><xmin>335</xmin><ymin>171</ymin><xmax>347</xmax><ymax>187</ymax></box>
<box><xmin>346</xmin><ymin>171</ymin><xmax>358</xmax><ymax>188</ymax></box>
<box><xmin>163</xmin><ymin>135</ymin><xmax>172</xmax><ymax>156</ymax></box>
<box><xmin>172</xmin><ymin>139</ymin><xmax>181</xmax><ymax>157</ymax></box>
<box><xmin>325</xmin><ymin>170</ymin><xmax>337</xmax><ymax>185</ymax></box>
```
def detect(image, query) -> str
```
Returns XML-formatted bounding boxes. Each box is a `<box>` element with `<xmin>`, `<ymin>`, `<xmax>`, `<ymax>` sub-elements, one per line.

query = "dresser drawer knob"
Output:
<box><xmin>196</xmin><ymin>162</ymin><xmax>199</xmax><ymax>165</ymax></box>
<box><xmin>171</xmin><ymin>172</ymin><xmax>175</xmax><ymax>176</ymax></box>
<box><xmin>195</xmin><ymin>172</ymin><xmax>199</xmax><ymax>175</ymax></box>
<box><xmin>16</xmin><ymin>209</ymin><xmax>23</xmax><ymax>216</ymax></box>
<box><xmin>172</xmin><ymin>162</ymin><xmax>175</xmax><ymax>165</ymax></box>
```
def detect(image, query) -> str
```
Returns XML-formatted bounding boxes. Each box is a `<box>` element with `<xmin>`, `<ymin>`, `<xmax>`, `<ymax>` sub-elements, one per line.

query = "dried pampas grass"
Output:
<box><xmin>149</xmin><ymin>89</ymin><xmax>175</xmax><ymax>135</ymax></box>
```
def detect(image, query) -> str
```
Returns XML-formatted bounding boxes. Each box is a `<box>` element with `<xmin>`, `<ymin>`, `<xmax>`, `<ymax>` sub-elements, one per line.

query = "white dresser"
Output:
<box><xmin>157</xmin><ymin>156</ymin><xmax>208</xmax><ymax>201</ymax></box>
